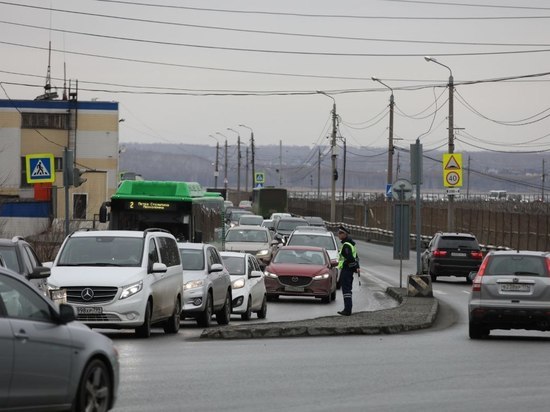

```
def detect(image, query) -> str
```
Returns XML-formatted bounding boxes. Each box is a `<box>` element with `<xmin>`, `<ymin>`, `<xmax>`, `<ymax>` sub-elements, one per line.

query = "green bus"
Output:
<box><xmin>251</xmin><ymin>187</ymin><xmax>288</xmax><ymax>218</ymax></box>
<box><xmin>99</xmin><ymin>180</ymin><xmax>224</xmax><ymax>244</ymax></box>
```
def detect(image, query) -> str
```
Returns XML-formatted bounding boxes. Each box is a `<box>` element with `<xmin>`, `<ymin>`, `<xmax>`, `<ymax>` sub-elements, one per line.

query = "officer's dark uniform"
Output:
<box><xmin>337</xmin><ymin>226</ymin><xmax>359</xmax><ymax>316</ymax></box>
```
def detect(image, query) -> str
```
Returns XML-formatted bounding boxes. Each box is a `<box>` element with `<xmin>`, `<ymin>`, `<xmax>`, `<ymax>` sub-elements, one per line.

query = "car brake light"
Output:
<box><xmin>433</xmin><ymin>249</ymin><xmax>447</xmax><ymax>257</ymax></box>
<box><xmin>546</xmin><ymin>257</ymin><xmax>550</xmax><ymax>277</ymax></box>
<box><xmin>470</xmin><ymin>251</ymin><xmax>483</xmax><ymax>259</ymax></box>
<box><xmin>472</xmin><ymin>256</ymin><xmax>491</xmax><ymax>292</ymax></box>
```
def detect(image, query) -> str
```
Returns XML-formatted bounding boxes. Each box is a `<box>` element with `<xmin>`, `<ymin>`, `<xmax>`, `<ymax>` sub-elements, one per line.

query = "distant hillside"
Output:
<box><xmin>119</xmin><ymin>143</ymin><xmax>547</xmax><ymax>195</ymax></box>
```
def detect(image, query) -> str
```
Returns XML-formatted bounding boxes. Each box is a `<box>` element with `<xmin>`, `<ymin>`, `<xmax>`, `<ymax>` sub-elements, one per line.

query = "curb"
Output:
<box><xmin>200</xmin><ymin>287</ymin><xmax>439</xmax><ymax>340</ymax></box>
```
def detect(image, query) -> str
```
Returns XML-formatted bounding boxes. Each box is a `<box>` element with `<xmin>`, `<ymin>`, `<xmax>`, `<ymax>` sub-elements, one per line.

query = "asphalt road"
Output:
<box><xmin>108</xmin><ymin>241</ymin><xmax>550</xmax><ymax>412</ymax></box>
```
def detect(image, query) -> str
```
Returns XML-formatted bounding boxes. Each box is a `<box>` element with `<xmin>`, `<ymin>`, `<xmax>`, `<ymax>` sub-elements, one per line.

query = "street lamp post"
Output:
<box><xmin>227</xmin><ymin>128</ymin><xmax>241</xmax><ymax>192</ymax></box>
<box><xmin>425</xmin><ymin>56</ymin><xmax>455</xmax><ymax>231</ymax></box>
<box><xmin>317</xmin><ymin>91</ymin><xmax>338</xmax><ymax>223</ymax></box>
<box><xmin>216</xmin><ymin>132</ymin><xmax>229</xmax><ymax>193</ymax></box>
<box><xmin>239</xmin><ymin>124</ymin><xmax>255</xmax><ymax>189</ymax></box>
<box><xmin>372</xmin><ymin>77</ymin><xmax>395</xmax><ymax>189</ymax></box>
<box><xmin>208</xmin><ymin>134</ymin><xmax>219</xmax><ymax>189</ymax></box>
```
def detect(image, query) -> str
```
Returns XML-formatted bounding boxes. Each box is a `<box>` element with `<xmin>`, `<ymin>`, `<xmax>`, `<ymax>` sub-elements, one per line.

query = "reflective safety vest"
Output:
<box><xmin>338</xmin><ymin>241</ymin><xmax>357</xmax><ymax>270</ymax></box>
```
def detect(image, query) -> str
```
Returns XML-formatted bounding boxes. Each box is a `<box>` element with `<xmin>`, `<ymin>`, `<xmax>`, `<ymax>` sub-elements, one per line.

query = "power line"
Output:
<box><xmin>90</xmin><ymin>0</ymin><xmax>550</xmax><ymax>20</ymax></box>
<box><xmin>4</xmin><ymin>20</ymin><xmax>550</xmax><ymax>58</ymax></box>
<box><xmin>381</xmin><ymin>0</ymin><xmax>550</xmax><ymax>11</ymax></box>
<box><xmin>3</xmin><ymin>2</ymin><xmax>550</xmax><ymax>48</ymax></box>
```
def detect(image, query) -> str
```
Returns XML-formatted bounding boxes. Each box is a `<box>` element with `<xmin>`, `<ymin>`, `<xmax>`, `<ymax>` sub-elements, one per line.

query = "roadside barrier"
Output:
<box><xmin>407</xmin><ymin>274</ymin><xmax>433</xmax><ymax>297</ymax></box>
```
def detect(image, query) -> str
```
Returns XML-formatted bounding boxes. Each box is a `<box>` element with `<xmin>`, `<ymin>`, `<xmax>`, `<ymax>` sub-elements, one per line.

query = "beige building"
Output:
<box><xmin>0</xmin><ymin>98</ymin><xmax>119</xmax><ymax>236</ymax></box>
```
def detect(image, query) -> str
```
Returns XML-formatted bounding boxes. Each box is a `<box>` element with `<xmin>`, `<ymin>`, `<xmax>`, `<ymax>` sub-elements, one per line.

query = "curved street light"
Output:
<box><xmin>316</xmin><ymin>91</ymin><xmax>337</xmax><ymax>222</ymax></box>
<box><xmin>372</xmin><ymin>77</ymin><xmax>395</xmax><ymax>191</ymax></box>
<box><xmin>239</xmin><ymin>124</ymin><xmax>255</xmax><ymax>189</ymax></box>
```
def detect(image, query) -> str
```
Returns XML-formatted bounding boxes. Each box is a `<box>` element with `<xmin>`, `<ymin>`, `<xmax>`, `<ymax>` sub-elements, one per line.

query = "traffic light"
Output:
<box><xmin>73</xmin><ymin>167</ymin><xmax>87</xmax><ymax>187</ymax></box>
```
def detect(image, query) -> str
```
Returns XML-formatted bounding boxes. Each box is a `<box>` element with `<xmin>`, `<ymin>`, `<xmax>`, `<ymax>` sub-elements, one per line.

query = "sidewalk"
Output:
<box><xmin>200</xmin><ymin>287</ymin><xmax>438</xmax><ymax>340</ymax></box>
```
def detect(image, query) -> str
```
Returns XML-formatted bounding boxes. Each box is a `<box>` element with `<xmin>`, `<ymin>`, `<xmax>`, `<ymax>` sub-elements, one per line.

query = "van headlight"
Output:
<box><xmin>256</xmin><ymin>250</ymin><xmax>269</xmax><ymax>257</ymax></box>
<box><xmin>313</xmin><ymin>274</ymin><xmax>330</xmax><ymax>281</ymax></box>
<box><xmin>184</xmin><ymin>279</ymin><xmax>204</xmax><ymax>290</ymax></box>
<box><xmin>232</xmin><ymin>278</ymin><xmax>245</xmax><ymax>289</ymax></box>
<box><xmin>120</xmin><ymin>281</ymin><xmax>143</xmax><ymax>300</ymax></box>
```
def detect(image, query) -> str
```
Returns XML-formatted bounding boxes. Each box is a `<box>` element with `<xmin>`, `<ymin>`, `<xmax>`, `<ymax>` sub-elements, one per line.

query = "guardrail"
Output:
<box><xmin>325</xmin><ymin>222</ymin><xmax>512</xmax><ymax>254</ymax></box>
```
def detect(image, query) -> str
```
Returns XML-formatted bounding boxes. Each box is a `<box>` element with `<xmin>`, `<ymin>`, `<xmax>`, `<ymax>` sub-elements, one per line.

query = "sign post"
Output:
<box><xmin>392</xmin><ymin>178</ymin><xmax>412</xmax><ymax>288</ymax></box>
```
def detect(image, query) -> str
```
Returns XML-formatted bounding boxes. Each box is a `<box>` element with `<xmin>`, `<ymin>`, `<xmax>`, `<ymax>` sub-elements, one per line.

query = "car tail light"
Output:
<box><xmin>472</xmin><ymin>256</ymin><xmax>490</xmax><ymax>292</ymax></box>
<box><xmin>433</xmin><ymin>249</ymin><xmax>447</xmax><ymax>257</ymax></box>
<box><xmin>470</xmin><ymin>251</ymin><xmax>483</xmax><ymax>259</ymax></box>
<box><xmin>546</xmin><ymin>257</ymin><xmax>550</xmax><ymax>277</ymax></box>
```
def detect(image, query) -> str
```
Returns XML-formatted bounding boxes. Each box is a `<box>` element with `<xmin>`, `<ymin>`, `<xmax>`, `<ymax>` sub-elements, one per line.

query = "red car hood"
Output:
<box><xmin>266</xmin><ymin>263</ymin><xmax>327</xmax><ymax>277</ymax></box>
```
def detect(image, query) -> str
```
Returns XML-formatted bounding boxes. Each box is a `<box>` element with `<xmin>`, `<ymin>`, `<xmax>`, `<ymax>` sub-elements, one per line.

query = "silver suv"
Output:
<box><xmin>178</xmin><ymin>243</ymin><xmax>232</xmax><ymax>327</ymax></box>
<box><xmin>468</xmin><ymin>250</ymin><xmax>550</xmax><ymax>339</ymax></box>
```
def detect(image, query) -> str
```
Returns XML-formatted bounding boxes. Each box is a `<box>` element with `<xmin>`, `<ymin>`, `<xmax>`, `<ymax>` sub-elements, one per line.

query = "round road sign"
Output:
<box><xmin>391</xmin><ymin>178</ymin><xmax>413</xmax><ymax>201</ymax></box>
<box><xmin>445</xmin><ymin>171</ymin><xmax>460</xmax><ymax>186</ymax></box>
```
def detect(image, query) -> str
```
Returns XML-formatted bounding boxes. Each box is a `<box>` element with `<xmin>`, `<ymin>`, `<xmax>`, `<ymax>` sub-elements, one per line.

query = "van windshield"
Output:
<box><xmin>57</xmin><ymin>237</ymin><xmax>144</xmax><ymax>267</ymax></box>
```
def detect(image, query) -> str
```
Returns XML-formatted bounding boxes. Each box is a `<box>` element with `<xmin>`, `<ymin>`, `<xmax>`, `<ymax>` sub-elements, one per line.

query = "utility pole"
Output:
<box><xmin>239</xmin><ymin>124</ymin><xmax>255</xmax><ymax>190</ymax></box>
<box><xmin>237</xmin><ymin>135</ymin><xmax>241</xmax><ymax>192</ymax></box>
<box><xmin>279</xmin><ymin>140</ymin><xmax>283</xmax><ymax>186</ymax></box>
<box><xmin>372</xmin><ymin>77</ymin><xmax>395</xmax><ymax>188</ymax></box>
<box><xmin>245</xmin><ymin>147</ymin><xmax>249</xmax><ymax>192</ymax></box>
<box><xmin>224</xmin><ymin>139</ymin><xmax>228</xmax><ymax>192</ymax></box>
<box><xmin>215</xmin><ymin>141</ymin><xmax>219</xmax><ymax>189</ymax></box>
<box><xmin>425</xmin><ymin>56</ymin><xmax>454</xmax><ymax>231</ymax></box>
<box><xmin>317</xmin><ymin>147</ymin><xmax>321</xmax><ymax>199</ymax></box>
<box><xmin>317</xmin><ymin>91</ymin><xmax>338</xmax><ymax>222</ymax></box>
<box><xmin>341</xmin><ymin>138</ymin><xmax>347</xmax><ymax>222</ymax></box>
<box><xmin>466</xmin><ymin>155</ymin><xmax>471</xmax><ymax>199</ymax></box>
<box><xmin>542</xmin><ymin>159</ymin><xmax>546</xmax><ymax>201</ymax></box>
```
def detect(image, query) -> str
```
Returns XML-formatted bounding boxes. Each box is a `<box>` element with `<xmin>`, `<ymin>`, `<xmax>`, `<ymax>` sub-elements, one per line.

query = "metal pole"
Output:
<box><xmin>63</xmin><ymin>148</ymin><xmax>70</xmax><ymax>237</ymax></box>
<box><xmin>388</xmin><ymin>93</ymin><xmax>394</xmax><ymax>186</ymax></box>
<box><xmin>251</xmin><ymin>132</ymin><xmax>255</xmax><ymax>190</ymax></box>
<box><xmin>331</xmin><ymin>101</ymin><xmax>337</xmax><ymax>222</ymax></box>
<box><xmin>317</xmin><ymin>147</ymin><xmax>321</xmax><ymax>199</ymax></box>
<box><xmin>341</xmin><ymin>138</ymin><xmax>346</xmax><ymax>222</ymax></box>
<box><xmin>214</xmin><ymin>142</ymin><xmax>219</xmax><ymax>189</ymax></box>
<box><xmin>447</xmin><ymin>73</ymin><xmax>455</xmax><ymax>232</ymax></box>
<box><xmin>542</xmin><ymin>159</ymin><xmax>546</xmax><ymax>201</ymax></box>
<box><xmin>415</xmin><ymin>139</ymin><xmax>422</xmax><ymax>275</ymax></box>
<box><xmin>279</xmin><ymin>140</ymin><xmax>283</xmax><ymax>186</ymax></box>
<box><xmin>224</xmin><ymin>139</ymin><xmax>228</xmax><ymax>192</ymax></box>
<box><xmin>399</xmin><ymin>190</ymin><xmax>404</xmax><ymax>288</ymax></box>
<box><xmin>237</xmin><ymin>136</ymin><xmax>241</xmax><ymax>192</ymax></box>
<box><xmin>466</xmin><ymin>155</ymin><xmax>471</xmax><ymax>199</ymax></box>
<box><xmin>245</xmin><ymin>147</ymin><xmax>249</xmax><ymax>192</ymax></box>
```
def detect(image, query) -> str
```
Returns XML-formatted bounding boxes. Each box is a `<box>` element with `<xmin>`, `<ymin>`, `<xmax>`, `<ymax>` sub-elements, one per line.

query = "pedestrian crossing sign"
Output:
<box><xmin>26</xmin><ymin>153</ymin><xmax>55</xmax><ymax>184</ymax></box>
<box><xmin>254</xmin><ymin>172</ymin><xmax>265</xmax><ymax>185</ymax></box>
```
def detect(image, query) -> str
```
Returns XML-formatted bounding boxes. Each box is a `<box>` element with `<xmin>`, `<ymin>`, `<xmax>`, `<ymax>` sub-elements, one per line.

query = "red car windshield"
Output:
<box><xmin>273</xmin><ymin>250</ymin><xmax>326</xmax><ymax>265</ymax></box>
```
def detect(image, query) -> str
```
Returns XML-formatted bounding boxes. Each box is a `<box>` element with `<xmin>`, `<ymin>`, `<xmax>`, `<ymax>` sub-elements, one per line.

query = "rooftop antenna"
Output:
<box><xmin>35</xmin><ymin>2</ymin><xmax>58</xmax><ymax>100</ymax></box>
<box><xmin>63</xmin><ymin>61</ymin><xmax>67</xmax><ymax>100</ymax></box>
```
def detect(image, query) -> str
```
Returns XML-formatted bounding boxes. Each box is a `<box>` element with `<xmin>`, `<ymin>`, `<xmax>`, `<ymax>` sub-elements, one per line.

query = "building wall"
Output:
<box><xmin>0</xmin><ymin>99</ymin><xmax>119</xmax><ymax>228</ymax></box>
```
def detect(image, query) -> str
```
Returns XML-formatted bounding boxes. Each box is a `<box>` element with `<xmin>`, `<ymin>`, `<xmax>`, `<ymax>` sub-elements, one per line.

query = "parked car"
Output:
<box><xmin>286</xmin><ymin>228</ymin><xmax>341</xmax><ymax>288</ymax></box>
<box><xmin>47</xmin><ymin>229</ymin><xmax>183</xmax><ymax>338</ymax></box>
<box><xmin>238</xmin><ymin>214</ymin><xmax>264</xmax><ymax>226</ymax></box>
<box><xmin>304</xmin><ymin>216</ymin><xmax>326</xmax><ymax>228</ymax></box>
<box><xmin>264</xmin><ymin>246</ymin><xmax>337</xmax><ymax>303</ymax></box>
<box><xmin>0</xmin><ymin>236</ymin><xmax>51</xmax><ymax>296</ymax></box>
<box><xmin>178</xmin><ymin>242</ymin><xmax>232</xmax><ymax>327</ymax></box>
<box><xmin>0</xmin><ymin>266</ymin><xmax>119</xmax><ymax>410</ymax></box>
<box><xmin>468</xmin><ymin>250</ymin><xmax>550</xmax><ymax>339</ymax></box>
<box><xmin>274</xmin><ymin>217</ymin><xmax>309</xmax><ymax>242</ymax></box>
<box><xmin>224</xmin><ymin>226</ymin><xmax>275</xmax><ymax>267</ymax></box>
<box><xmin>220</xmin><ymin>252</ymin><xmax>267</xmax><ymax>320</ymax></box>
<box><xmin>421</xmin><ymin>232</ymin><xmax>483</xmax><ymax>282</ymax></box>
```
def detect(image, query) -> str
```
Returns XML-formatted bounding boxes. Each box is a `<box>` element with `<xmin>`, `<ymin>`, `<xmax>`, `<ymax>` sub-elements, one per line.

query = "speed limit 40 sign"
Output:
<box><xmin>443</xmin><ymin>153</ymin><xmax>463</xmax><ymax>188</ymax></box>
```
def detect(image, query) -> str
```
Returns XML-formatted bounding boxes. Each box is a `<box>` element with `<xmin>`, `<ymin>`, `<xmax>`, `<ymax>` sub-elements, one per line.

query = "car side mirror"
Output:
<box><xmin>151</xmin><ymin>262</ymin><xmax>168</xmax><ymax>274</ymax></box>
<box><xmin>330</xmin><ymin>260</ymin><xmax>338</xmax><ymax>268</ymax></box>
<box><xmin>210</xmin><ymin>263</ymin><xmax>224</xmax><ymax>273</ymax></box>
<box><xmin>58</xmin><ymin>304</ymin><xmax>76</xmax><ymax>324</ymax></box>
<box><xmin>250</xmin><ymin>270</ymin><xmax>263</xmax><ymax>279</ymax></box>
<box><xmin>28</xmin><ymin>266</ymin><xmax>51</xmax><ymax>279</ymax></box>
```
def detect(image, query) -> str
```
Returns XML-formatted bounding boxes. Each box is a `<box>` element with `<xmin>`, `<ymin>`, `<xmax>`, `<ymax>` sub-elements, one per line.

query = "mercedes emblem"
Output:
<box><xmin>81</xmin><ymin>288</ymin><xmax>94</xmax><ymax>301</ymax></box>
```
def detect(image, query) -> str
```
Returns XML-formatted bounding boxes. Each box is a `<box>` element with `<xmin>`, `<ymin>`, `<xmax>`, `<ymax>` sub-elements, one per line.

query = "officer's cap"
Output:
<box><xmin>338</xmin><ymin>226</ymin><xmax>350</xmax><ymax>235</ymax></box>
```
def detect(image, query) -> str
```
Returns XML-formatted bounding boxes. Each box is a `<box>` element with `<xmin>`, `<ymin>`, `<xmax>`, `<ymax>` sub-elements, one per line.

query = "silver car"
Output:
<box><xmin>0</xmin><ymin>267</ymin><xmax>119</xmax><ymax>411</ymax></box>
<box><xmin>468</xmin><ymin>250</ymin><xmax>550</xmax><ymax>339</ymax></box>
<box><xmin>224</xmin><ymin>226</ymin><xmax>275</xmax><ymax>267</ymax></box>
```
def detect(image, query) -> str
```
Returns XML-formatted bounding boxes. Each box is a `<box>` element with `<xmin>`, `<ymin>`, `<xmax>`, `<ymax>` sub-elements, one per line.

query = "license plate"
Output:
<box><xmin>500</xmin><ymin>284</ymin><xmax>530</xmax><ymax>292</ymax></box>
<box><xmin>76</xmin><ymin>306</ymin><xmax>103</xmax><ymax>315</ymax></box>
<box><xmin>285</xmin><ymin>286</ymin><xmax>305</xmax><ymax>293</ymax></box>
<box><xmin>452</xmin><ymin>252</ymin><xmax>467</xmax><ymax>257</ymax></box>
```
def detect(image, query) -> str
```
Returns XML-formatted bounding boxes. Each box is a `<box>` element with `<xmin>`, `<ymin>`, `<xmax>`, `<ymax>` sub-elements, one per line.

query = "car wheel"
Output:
<box><xmin>469</xmin><ymin>322</ymin><xmax>489</xmax><ymax>339</ymax></box>
<box><xmin>163</xmin><ymin>298</ymin><xmax>181</xmax><ymax>334</ymax></box>
<box><xmin>74</xmin><ymin>359</ymin><xmax>112</xmax><ymax>412</ymax></box>
<box><xmin>257</xmin><ymin>295</ymin><xmax>267</xmax><ymax>319</ymax></box>
<box><xmin>321</xmin><ymin>293</ymin><xmax>331</xmax><ymax>304</ymax></box>
<box><xmin>331</xmin><ymin>289</ymin><xmax>337</xmax><ymax>301</ymax></box>
<box><xmin>197</xmin><ymin>292</ymin><xmax>213</xmax><ymax>328</ymax></box>
<box><xmin>241</xmin><ymin>296</ymin><xmax>252</xmax><ymax>321</ymax></box>
<box><xmin>216</xmin><ymin>291</ymin><xmax>231</xmax><ymax>325</ymax></box>
<box><xmin>429</xmin><ymin>265</ymin><xmax>437</xmax><ymax>282</ymax></box>
<box><xmin>135</xmin><ymin>301</ymin><xmax>152</xmax><ymax>338</ymax></box>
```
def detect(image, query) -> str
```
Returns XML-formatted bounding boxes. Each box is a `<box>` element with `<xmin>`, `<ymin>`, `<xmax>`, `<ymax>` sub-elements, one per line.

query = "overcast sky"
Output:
<box><xmin>1</xmin><ymin>0</ymin><xmax>550</xmax><ymax>156</ymax></box>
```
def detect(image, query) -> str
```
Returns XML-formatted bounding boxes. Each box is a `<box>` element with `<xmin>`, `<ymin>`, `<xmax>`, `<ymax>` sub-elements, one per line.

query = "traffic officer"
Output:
<box><xmin>337</xmin><ymin>225</ymin><xmax>359</xmax><ymax>316</ymax></box>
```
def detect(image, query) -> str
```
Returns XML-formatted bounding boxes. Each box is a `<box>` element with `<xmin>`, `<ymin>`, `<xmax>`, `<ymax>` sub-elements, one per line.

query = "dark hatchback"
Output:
<box><xmin>422</xmin><ymin>232</ymin><xmax>483</xmax><ymax>282</ymax></box>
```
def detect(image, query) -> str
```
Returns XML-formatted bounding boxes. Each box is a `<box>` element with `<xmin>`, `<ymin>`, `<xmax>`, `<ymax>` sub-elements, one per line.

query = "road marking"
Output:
<box><xmin>462</xmin><ymin>290</ymin><xmax>471</xmax><ymax>295</ymax></box>
<box><xmin>433</xmin><ymin>290</ymin><xmax>448</xmax><ymax>295</ymax></box>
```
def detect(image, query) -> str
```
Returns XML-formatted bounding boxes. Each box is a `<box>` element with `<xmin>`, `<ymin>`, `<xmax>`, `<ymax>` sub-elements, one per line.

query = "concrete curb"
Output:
<box><xmin>200</xmin><ymin>287</ymin><xmax>439</xmax><ymax>340</ymax></box>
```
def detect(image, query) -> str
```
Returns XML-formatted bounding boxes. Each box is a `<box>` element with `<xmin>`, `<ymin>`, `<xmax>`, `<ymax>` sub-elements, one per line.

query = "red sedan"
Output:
<box><xmin>264</xmin><ymin>246</ymin><xmax>338</xmax><ymax>303</ymax></box>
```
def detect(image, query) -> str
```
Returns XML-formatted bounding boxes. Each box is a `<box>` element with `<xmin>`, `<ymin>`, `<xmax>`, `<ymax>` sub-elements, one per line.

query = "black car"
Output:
<box><xmin>0</xmin><ymin>236</ymin><xmax>50</xmax><ymax>294</ymax></box>
<box><xmin>274</xmin><ymin>217</ymin><xmax>309</xmax><ymax>243</ymax></box>
<box><xmin>421</xmin><ymin>232</ymin><xmax>483</xmax><ymax>282</ymax></box>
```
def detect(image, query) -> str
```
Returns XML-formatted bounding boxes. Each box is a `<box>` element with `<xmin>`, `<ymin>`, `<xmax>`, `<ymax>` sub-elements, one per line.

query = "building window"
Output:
<box><xmin>20</xmin><ymin>157</ymin><xmax>63</xmax><ymax>188</ymax></box>
<box><xmin>73</xmin><ymin>194</ymin><xmax>87</xmax><ymax>219</ymax></box>
<box><xmin>21</xmin><ymin>112</ymin><xmax>69</xmax><ymax>129</ymax></box>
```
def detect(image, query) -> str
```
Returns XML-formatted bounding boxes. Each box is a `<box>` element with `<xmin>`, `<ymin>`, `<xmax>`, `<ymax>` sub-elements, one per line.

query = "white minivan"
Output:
<box><xmin>47</xmin><ymin>229</ymin><xmax>183</xmax><ymax>338</ymax></box>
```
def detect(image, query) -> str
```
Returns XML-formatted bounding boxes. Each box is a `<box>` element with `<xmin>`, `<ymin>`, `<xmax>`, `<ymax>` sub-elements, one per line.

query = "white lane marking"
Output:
<box><xmin>433</xmin><ymin>290</ymin><xmax>448</xmax><ymax>295</ymax></box>
<box><xmin>463</xmin><ymin>290</ymin><xmax>471</xmax><ymax>294</ymax></box>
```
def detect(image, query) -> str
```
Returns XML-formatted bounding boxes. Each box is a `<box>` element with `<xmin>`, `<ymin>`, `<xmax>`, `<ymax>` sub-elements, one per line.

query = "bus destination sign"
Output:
<box><xmin>125</xmin><ymin>201</ymin><xmax>177</xmax><ymax>212</ymax></box>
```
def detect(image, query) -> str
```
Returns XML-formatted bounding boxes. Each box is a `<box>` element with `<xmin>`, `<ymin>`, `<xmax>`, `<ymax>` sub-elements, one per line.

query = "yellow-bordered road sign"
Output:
<box><xmin>443</xmin><ymin>153</ymin><xmax>462</xmax><ymax>187</ymax></box>
<box><xmin>26</xmin><ymin>153</ymin><xmax>55</xmax><ymax>184</ymax></box>
<box><xmin>254</xmin><ymin>172</ymin><xmax>265</xmax><ymax>184</ymax></box>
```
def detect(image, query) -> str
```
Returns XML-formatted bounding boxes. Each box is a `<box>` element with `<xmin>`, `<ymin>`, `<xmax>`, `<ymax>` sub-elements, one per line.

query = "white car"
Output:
<box><xmin>220</xmin><ymin>252</ymin><xmax>267</xmax><ymax>320</ymax></box>
<box><xmin>178</xmin><ymin>242</ymin><xmax>232</xmax><ymax>327</ymax></box>
<box><xmin>47</xmin><ymin>229</ymin><xmax>183</xmax><ymax>338</ymax></box>
<box><xmin>286</xmin><ymin>228</ymin><xmax>341</xmax><ymax>288</ymax></box>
